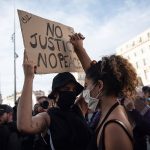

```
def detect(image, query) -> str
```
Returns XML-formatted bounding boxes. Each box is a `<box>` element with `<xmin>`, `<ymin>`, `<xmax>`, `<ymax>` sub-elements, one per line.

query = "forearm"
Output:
<box><xmin>75</xmin><ymin>47</ymin><xmax>91</xmax><ymax>71</ymax></box>
<box><xmin>17</xmin><ymin>77</ymin><xmax>33</xmax><ymax>131</ymax></box>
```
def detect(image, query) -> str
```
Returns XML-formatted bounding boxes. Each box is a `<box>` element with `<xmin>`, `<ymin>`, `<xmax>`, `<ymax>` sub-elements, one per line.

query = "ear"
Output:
<box><xmin>97</xmin><ymin>80</ymin><xmax>104</xmax><ymax>92</ymax></box>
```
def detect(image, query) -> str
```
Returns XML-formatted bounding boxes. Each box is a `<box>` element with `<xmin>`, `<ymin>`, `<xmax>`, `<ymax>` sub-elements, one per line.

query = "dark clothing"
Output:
<box><xmin>21</xmin><ymin>134</ymin><xmax>34</xmax><ymax>150</ymax></box>
<box><xmin>133</xmin><ymin>127</ymin><xmax>147</xmax><ymax>150</ymax></box>
<box><xmin>13</xmin><ymin>105</ymin><xmax>17</xmax><ymax>121</ymax></box>
<box><xmin>0</xmin><ymin>122</ymin><xmax>22</xmax><ymax>150</ymax></box>
<box><xmin>47</xmin><ymin>104</ymin><xmax>92</xmax><ymax>150</ymax></box>
<box><xmin>0</xmin><ymin>121</ymin><xmax>34</xmax><ymax>150</ymax></box>
<box><xmin>33</xmin><ymin>133</ymin><xmax>50</xmax><ymax>150</ymax></box>
<box><xmin>88</xmin><ymin>111</ymin><xmax>101</xmax><ymax>130</ymax></box>
<box><xmin>129</xmin><ymin>109</ymin><xmax>150</xmax><ymax>135</ymax></box>
<box><xmin>129</xmin><ymin>109</ymin><xmax>150</xmax><ymax>150</ymax></box>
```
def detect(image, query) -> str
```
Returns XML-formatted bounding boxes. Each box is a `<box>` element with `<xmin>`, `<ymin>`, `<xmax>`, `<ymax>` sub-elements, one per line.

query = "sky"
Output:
<box><xmin>0</xmin><ymin>0</ymin><xmax>150</xmax><ymax>98</ymax></box>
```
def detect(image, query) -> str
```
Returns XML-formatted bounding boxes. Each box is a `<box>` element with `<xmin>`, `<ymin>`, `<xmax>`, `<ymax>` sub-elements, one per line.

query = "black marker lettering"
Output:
<box><xmin>48</xmin><ymin>37</ymin><xmax>55</xmax><ymax>51</ymax></box>
<box><xmin>54</xmin><ymin>39</ymin><xmax>62</xmax><ymax>51</ymax></box>
<box><xmin>37</xmin><ymin>53</ymin><xmax>47</xmax><ymax>68</ymax></box>
<box><xmin>46</xmin><ymin>23</ymin><xmax>55</xmax><ymax>37</ymax></box>
<box><xmin>57</xmin><ymin>53</ymin><xmax>64</xmax><ymax>68</ymax></box>
<box><xmin>30</xmin><ymin>33</ymin><xmax>38</xmax><ymax>48</ymax></box>
<box><xmin>39</xmin><ymin>35</ymin><xmax>47</xmax><ymax>49</ymax></box>
<box><xmin>64</xmin><ymin>55</ymin><xmax>69</xmax><ymax>67</ymax></box>
<box><xmin>55</xmin><ymin>26</ymin><xmax>63</xmax><ymax>38</ymax></box>
<box><xmin>49</xmin><ymin>53</ymin><xmax>57</xmax><ymax>68</ymax></box>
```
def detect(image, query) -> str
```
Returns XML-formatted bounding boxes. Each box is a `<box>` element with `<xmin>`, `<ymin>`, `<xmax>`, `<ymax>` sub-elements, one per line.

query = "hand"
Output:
<box><xmin>23</xmin><ymin>51</ymin><xmax>36</xmax><ymax>79</ymax></box>
<box><xmin>69</xmin><ymin>33</ymin><xmax>85</xmax><ymax>51</ymax></box>
<box><xmin>76</xmin><ymin>94</ymin><xmax>88</xmax><ymax>115</ymax></box>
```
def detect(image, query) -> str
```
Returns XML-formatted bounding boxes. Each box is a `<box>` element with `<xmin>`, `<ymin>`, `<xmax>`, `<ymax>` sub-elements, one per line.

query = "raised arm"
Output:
<box><xmin>17</xmin><ymin>52</ymin><xmax>49</xmax><ymax>134</ymax></box>
<box><xmin>70</xmin><ymin>33</ymin><xmax>92</xmax><ymax>72</ymax></box>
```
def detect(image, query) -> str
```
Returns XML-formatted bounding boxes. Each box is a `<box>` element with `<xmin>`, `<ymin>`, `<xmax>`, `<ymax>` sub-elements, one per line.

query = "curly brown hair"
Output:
<box><xmin>86</xmin><ymin>55</ymin><xmax>138</xmax><ymax>98</ymax></box>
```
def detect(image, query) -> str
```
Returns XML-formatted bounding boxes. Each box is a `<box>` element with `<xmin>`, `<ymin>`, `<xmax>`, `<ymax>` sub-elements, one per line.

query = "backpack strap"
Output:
<box><xmin>47</xmin><ymin>129</ymin><xmax>55</xmax><ymax>150</ymax></box>
<box><xmin>100</xmin><ymin>119</ymin><xmax>133</xmax><ymax>150</ymax></box>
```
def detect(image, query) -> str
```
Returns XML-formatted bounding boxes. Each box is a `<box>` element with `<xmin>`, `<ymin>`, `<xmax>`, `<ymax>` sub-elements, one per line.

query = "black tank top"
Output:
<box><xmin>87</xmin><ymin>102</ymin><xmax>133</xmax><ymax>150</ymax></box>
<box><xmin>47</xmin><ymin>104</ymin><xmax>92</xmax><ymax>150</ymax></box>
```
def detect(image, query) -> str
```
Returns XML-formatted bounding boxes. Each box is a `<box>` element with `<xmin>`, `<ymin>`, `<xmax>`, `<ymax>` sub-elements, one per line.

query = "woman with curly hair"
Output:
<box><xmin>70</xmin><ymin>33</ymin><xmax>139</xmax><ymax>150</ymax></box>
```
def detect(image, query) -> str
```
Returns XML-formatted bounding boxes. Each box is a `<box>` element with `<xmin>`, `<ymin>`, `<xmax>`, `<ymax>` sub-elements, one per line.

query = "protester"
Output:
<box><xmin>33</xmin><ymin>96</ymin><xmax>50</xmax><ymax>115</ymax></box>
<box><xmin>0</xmin><ymin>104</ymin><xmax>22</xmax><ymax>150</ymax></box>
<box><xmin>47</xmin><ymin>94</ymin><xmax>56</xmax><ymax>108</ymax></box>
<box><xmin>142</xmin><ymin>86</ymin><xmax>150</xmax><ymax>98</ymax></box>
<box><xmin>142</xmin><ymin>86</ymin><xmax>150</xmax><ymax>106</ymax></box>
<box><xmin>0</xmin><ymin>104</ymin><xmax>13</xmax><ymax>124</ymax></box>
<box><xmin>70</xmin><ymin>33</ymin><xmax>139</xmax><ymax>150</ymax></box>
<box><xmin>17</xmin><ymin>55</ymin><xmax>92</xmax><ymax>150</ymax></box>
<box><xmin>13</xmin><ymin>97</ymin><xmax>20</xmax><ymax>122</ymax></box>
<box><xmin>125</xmin><ymin>96</ymin><xmax>150</xmax><ymax>150</ymax></box>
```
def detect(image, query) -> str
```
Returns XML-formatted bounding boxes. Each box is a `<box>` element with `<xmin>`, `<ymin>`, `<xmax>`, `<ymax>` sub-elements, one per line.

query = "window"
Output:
<box><xmin>134</xmin><ymin>52</ymin><xmax>136</xmax><ymax>57</ymax></box>
<box><xmin>132</xmin><ymin>41</ymin><xmax>135</xmax><ymax>46</ymax></box>
<box><xmin>141</xmin><ymin>49</ymin><xmax>144</xmax><ymax>54</ymax></box>
<box><xmin>144</xmin><ymin>70</ymin><xmax>147</xmax><ymax>80</ymax></box>
<box><xmin>143</xmin><ymin>59</ymin><xmax>146</xmax><ymax>66</ymax></box>
<box><xmin>136</xmin><ymin>62</ymin><xmax>138</xmax><ymax>69</ymax></box>
<box><xmin>139</xmin><ymin>37</ymin><xmax>142</xmax><ymax>43</ymax></box>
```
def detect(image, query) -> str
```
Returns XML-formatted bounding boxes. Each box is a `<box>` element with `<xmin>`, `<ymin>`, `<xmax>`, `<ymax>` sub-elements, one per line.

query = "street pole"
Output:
<box><xmin>13</xmin><ymin>0</ymin><xmax>16</xmax><ymax>104</ymax></box>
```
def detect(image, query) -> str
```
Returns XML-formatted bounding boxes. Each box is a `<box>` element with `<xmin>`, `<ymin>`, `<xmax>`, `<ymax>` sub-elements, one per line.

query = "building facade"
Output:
<box><xmin>116</xmin><ymin>28</ymin><xmax>150</xmax><ymax>86</ymax></box>
<box><xmin>2</xmin><ymin>90</ymin><xmax>45</xmax><ymax>107</ymax></box>
<box><xmin>77</xmin><ymin>72</ymin><xmax>85</xmax><ymax>87</ymax></box>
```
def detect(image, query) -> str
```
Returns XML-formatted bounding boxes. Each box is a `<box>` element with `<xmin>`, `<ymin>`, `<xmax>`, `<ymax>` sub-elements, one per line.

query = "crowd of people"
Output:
<box><xmin>0</xmin><ymin>33</ymin><xmax>150</xmax><ymax>150</ymax></box>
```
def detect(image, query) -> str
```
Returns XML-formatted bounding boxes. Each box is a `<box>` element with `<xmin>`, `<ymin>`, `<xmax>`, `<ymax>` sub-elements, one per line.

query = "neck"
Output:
<box><xmin>100</xmin><ymin>96</ymin><xmax>118</xmax><ymax>117</ymax></box>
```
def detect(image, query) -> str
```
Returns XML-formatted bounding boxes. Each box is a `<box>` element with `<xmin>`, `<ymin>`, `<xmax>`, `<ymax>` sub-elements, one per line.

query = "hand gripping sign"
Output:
<box><xmin>18</xmin><ymin>10</ymin><xmax>83</xmax><ymax>74</ymax></box>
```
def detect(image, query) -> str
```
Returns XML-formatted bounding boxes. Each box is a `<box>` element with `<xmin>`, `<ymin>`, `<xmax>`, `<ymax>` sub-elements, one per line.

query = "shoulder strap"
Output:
<box><xmin>100</xmin><ymin>119</ymin><xmax>133</xmax><ymax>150</ymax></box>
<box><xmin>96</xmin><ymin>102</ymin><xmax>119</xmax><ymax>135</ymax></box>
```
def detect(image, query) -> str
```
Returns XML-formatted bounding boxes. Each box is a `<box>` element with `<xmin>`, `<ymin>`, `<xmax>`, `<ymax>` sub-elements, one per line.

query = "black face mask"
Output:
<box><xmin>57</xmin><ymin>91</ymin><xmax>76</xmax><ymax>110</ymax></box>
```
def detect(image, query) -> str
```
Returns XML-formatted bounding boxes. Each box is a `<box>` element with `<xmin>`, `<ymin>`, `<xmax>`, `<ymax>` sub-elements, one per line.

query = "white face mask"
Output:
<box><xmin>82</xmin><ymin>87</ymin><xmax>100</xmax><ymax>111</ymax></box>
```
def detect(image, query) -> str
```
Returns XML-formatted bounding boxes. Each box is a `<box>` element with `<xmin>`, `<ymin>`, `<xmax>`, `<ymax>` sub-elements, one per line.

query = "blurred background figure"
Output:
<box><xmin>0</xmin><ymin>104</ymin><xmax>13</xmax><ymax>124</ymax></box>
<box><xmin>13</xmin><ymin>97</ymin><xmax>20</xmax><ymax>122</ymax></box>
<box><xmin>142</xmin><ymin>86</ymin><xmax>150</xmax><ymax>105</ymax></box>
<box><xmin>33</xmin><ymin>96</ymin><xmax>50</xmax><ymax>115</ymax></box>
<box><xmin>0</xmin><ymin>104</ymin><xmax>22</xmax><ymax>150</ymax></box>
<box><xmin>125</xmin><ymin>96</ymin><xmax>150</xmax><ymax>150</ymax></box>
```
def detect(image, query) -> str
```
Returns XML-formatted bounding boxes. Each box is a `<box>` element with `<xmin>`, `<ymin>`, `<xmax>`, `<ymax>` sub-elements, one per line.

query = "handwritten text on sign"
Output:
<box><xmin>18</xmin><ymin>10</ymin><xmax>83</xmax><ymax>74</ymax></box>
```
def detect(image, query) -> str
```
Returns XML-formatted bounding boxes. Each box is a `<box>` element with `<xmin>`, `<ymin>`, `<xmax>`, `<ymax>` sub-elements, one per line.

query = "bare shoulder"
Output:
<box><xmin>104</xmin><ymin>121</ymin><xmax>133</xmax><ymax>150</ymax></box>
<box><xmin>34</xmin><ymin>112</ymin><xmax>51</xmax><ymax>127</ymax></box>
<box><xmin>39</xmin><ymin>111</ymin><xmax>50</xmax><ymax>120</ymax></box>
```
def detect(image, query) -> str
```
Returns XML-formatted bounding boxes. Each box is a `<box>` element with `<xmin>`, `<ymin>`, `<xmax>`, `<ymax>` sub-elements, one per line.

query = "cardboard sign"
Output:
<box><xmin>18</xmin><ymin>10</ymin><xmax>83</xmax><ymax>74</ymax></box>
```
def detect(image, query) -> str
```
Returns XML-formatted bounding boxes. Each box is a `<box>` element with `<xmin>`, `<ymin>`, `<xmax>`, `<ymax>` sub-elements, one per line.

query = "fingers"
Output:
<box><xmin>69</xmin><ymin>35</ymin><xmax>75</xmax><ymax>41</ymax></box>
<box><xmin>69</xmin><ymin>33</ymin><xmax>85</xmax><ymax>41</ymax></box>
<box><xmin>34</xmin><ymin>66</ymin><xmax>37</xmax><ymax>74</ymax></box>
<box><xmin>75</xmin><ymin>33</ymin><xmax>80</xmax><ymax>40</ymax></box>
<box><xmin>78</xmin><ymin>33</ymin><xmax>85</xmax><ymax>40</ymax></box>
